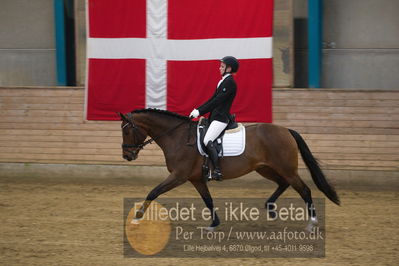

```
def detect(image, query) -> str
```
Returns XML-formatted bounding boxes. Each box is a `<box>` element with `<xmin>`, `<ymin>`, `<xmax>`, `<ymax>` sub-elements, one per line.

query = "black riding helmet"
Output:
<box><xmin>221</xmin><ymin>56</ymin><xmax>239</xmax><ymax>73</ymax></box>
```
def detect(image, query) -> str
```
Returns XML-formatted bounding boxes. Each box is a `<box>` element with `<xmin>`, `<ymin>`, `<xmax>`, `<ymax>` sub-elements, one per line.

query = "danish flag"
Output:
<box><xmin>86</xmin><ymin>0</ymin><xmax>273</xmax><ymax>122</ymax></box>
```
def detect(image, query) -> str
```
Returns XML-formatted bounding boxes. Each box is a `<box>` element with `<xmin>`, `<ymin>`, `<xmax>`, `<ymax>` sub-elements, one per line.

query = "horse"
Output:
<box><xmin>118</xmin><ymin>109</ymin><xmax>340</xmax><ymax>231</ymax></box>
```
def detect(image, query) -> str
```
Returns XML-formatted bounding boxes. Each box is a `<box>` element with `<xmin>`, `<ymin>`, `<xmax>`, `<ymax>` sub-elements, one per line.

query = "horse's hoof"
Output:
<box><xmin>310</xmin><ymin>216</ymin><xmax>318</xmax><ymax>225</ymax></box>
<box><xmin>305</xmin><ymin>223</ymin><xmax>314</xmax><ymax>232</ymax></box>
<box><xmin>267</xmin><ymin>211</ymin><xmax>277</xmax><ymax>220</ymax></box>
<box><xmin>305</xmin><ymin>217</ymin><xmax>318</xmax><ymax>232</ymax></box>
<box><xmin>131</xmin><ymin>218</ymin><xmax>142</xmax><ymax>225</ymax></box>
<box><xmin>205</xmin><ymin>226</ymin><xmax>217</xmax><ymax>232</ymax></box>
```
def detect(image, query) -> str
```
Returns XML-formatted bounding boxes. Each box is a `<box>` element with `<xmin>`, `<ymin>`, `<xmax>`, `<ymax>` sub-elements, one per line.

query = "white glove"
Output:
<box><xmin>189</xmin><ymin>109</ymin><xmax>200</xmax><ymax>118</ymax></box>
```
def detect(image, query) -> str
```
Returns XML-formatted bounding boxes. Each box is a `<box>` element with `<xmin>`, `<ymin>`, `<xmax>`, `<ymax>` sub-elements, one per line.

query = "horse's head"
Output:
<box><xmin>118</xmin><ymin>112</ymin><xmax>148</xmax><ymax>161</ymax></box>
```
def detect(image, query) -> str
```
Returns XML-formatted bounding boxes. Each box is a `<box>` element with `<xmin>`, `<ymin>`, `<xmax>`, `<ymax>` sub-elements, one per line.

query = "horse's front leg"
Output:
<box><xmin>190</xmin><ymin>180</ymin><xmax>220</xmax><ymax>231</ymax></box>
<box><xmin>134</xmin><ymin>172</ymin><xmax>187</xmax><ymax>222</ymax></box>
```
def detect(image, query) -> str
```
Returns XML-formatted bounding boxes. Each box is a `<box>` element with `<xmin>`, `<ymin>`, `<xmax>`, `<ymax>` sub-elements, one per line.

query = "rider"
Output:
<box><xmin>189</xmin><ymin>56</ymin><xmax>239</xmax><ymax>181</ymax></box>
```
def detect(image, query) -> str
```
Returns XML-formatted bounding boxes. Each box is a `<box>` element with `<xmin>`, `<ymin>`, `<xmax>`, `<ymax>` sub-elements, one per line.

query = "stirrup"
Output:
<box><xmin>206</xmin><ymin>169</ymin><xmax>223</xmax><ymax>182</ymax></box>
<box><xmin>211</xmin><ymin>168</ymin><xmax>223</xmax><ymax>181</ymax></box>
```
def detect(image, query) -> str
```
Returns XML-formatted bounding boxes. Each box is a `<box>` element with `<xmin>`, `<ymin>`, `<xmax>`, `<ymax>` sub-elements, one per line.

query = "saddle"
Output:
<box><xmin>198</xmin><ymin>115</ymin><xmax>238</xmax><ymax>157</ymax></box>
<box><xmin>197</xmin><ymin>115</ymin><xmax>245</xmax><ymax>181</ymax></box>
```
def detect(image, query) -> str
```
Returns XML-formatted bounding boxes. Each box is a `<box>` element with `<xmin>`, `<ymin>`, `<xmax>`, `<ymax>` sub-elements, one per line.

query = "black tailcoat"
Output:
<box><xmin>197</xmin><ymin>75</ymin><xmax>237</xmax><ymax>123</ymax></box>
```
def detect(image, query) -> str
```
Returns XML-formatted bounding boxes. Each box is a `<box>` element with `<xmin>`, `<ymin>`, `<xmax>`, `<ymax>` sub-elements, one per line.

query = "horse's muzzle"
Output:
<box><xmin>123</xmin><ymin>155</ymin><xmax>132</xmax><ymax>161</ymax></box>
<box><xmin>123</xmin><ymin>152</ymin><xmax>137</xmax><ymax>161</ymax></box>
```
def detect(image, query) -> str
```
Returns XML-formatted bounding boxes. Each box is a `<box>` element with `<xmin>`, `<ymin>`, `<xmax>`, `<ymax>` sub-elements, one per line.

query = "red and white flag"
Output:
<box><xmin>86</xmin><ymin>0</ymin><xmax>273</xmax><ymax>122</ymax></box>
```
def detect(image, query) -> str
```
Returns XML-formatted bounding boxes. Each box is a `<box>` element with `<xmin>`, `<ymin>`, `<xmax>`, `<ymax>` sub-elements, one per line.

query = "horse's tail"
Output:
<box><xmin>288</xmin><ymin>129</ymin><xmax>340</xmax><ymax>205</ymax></box>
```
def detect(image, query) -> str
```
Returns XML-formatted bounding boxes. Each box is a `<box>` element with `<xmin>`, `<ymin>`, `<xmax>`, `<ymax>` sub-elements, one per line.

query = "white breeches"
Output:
<box><xmin>203</xmin><ymin>120</ymin><xmax>228</xmax><ymax>145</ymax></box>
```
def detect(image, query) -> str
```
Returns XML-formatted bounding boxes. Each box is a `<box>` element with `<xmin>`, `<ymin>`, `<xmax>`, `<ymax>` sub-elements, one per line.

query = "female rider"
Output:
<box><xmin>190</xmin><ymin>56</ymin><xmax>239</xmax><ymax>181</ymax></box>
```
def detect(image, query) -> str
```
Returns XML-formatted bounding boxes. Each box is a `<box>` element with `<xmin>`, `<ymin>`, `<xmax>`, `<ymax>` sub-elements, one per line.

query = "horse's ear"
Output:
<box><xmin>117</xmin><ymin>112</ymin><xmax>128</xmax><ymax>122</ymax></box>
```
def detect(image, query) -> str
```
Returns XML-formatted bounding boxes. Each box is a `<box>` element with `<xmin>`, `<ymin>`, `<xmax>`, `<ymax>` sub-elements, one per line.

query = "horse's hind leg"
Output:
<box><xmin>256</xmin><ymin>167</ymin><xmax>289</xmax><ymax>218</ymax></box>
<box><xmin>134</xmin><ymin>173</ymin><xmax>186</xmax><ymax>221</ymax></box>
<box><xmin>190</xmin><ymin>180</ymin><xmax>220</xmax><ymax>230</ymax></box>
<box><xmin>265</xmin><ymin>184</ymin><xmax>289</xmax><ymax>218</ymax></box>
<box><xmin>285</xmin><ymin>174</ymin><xmax>318</xmax><ymax>231</ymax></box>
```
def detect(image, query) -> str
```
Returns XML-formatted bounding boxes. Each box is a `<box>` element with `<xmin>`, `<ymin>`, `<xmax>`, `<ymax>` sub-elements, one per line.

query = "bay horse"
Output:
<box><xmin>118</xmin><ymin>109</ymin><xmax>340</xmax><ymax>231</ymax></box>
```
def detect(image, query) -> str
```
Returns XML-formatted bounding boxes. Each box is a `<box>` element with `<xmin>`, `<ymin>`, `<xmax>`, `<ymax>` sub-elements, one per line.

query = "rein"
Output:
<box><xmin>122</xmin><ymin>118</ymin><xmax>193</xmax><ymax>152</ymax></box>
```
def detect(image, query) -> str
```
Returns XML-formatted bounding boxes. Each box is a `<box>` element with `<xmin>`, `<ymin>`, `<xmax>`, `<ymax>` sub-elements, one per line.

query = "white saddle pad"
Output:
<box><xmin>197</xmin><ymin>123</ymin><xmax>246</xmax><ymax>157</ymax></box>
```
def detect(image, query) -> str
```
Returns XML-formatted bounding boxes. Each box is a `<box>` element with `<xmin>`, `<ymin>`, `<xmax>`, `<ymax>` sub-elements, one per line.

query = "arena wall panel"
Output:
<box><xmin>0</xmin><ymin>87</ymin><xmax>398</xmax><ymax>172</ymax></box>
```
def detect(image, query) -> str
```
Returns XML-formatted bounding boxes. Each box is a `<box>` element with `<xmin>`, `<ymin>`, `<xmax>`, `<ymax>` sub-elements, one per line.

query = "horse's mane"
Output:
<box><xmin>131</xmin><ymin>108</ymin><xmax>191</xmax><ymax>121</ymax></box>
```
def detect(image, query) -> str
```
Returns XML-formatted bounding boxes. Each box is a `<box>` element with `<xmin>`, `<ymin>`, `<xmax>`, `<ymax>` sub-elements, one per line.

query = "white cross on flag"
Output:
<box><xmin>86</xmin><ymin>0</ymin><xmax>273</xmax><ymax>122</ymax></box>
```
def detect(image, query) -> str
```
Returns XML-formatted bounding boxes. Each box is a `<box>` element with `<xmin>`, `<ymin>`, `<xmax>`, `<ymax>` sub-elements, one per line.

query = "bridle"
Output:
<box><xmin>121</xmin><ymin>113</ymin><xmax>192</xmax><ymax>155</ymax></box>
<box><xmin>121</xmin><ymin>120</ymin><xmax>153</xmax><ymax>152</ymax></box>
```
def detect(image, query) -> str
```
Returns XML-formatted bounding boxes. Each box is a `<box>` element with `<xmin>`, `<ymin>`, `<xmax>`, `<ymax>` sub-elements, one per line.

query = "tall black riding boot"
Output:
<box><xmin>206</xmin><ymin>141</ymin><xmax>223</xmax><ymax>181</ymax></box>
